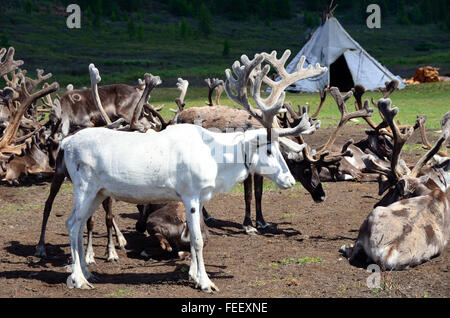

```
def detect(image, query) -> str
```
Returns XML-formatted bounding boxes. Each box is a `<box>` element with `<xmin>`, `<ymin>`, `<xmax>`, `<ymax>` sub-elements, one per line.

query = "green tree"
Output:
<box><xmin>197</xmin><ymin>3</ymin><xmax>212</xmax><ymax>37</ymax></box>
<box><xmin>137</xmin><ymin>23</ymin><xmax>144</xmax><ymax>42</ymax></box>
<box><xmin>127</xmin><ymin>16</ymin><xmax>136</xmax><ymax>39</ymax></box>
<box><xmin>222</xmin><ymin>39</ymin><xmax>230</xmax><ymax>57</ymax></box>
<box><xmin>304</xmin><ymin>11</ymin><xmax>316</xmax><ymax>28</ymax></box>
<box><xmin>1</xmin><ymin>31</ymin><xmax>10</xmax><ymax>48</ymax></box>
<box><xmin>24</xmin><ymin>0</ymin><xmax>35</xmax><ymax>14</ymax></box>
<box><xmin>179</xmin><ymin>19</ymin><xmax>191</xmax><ymax>38</ymax></box>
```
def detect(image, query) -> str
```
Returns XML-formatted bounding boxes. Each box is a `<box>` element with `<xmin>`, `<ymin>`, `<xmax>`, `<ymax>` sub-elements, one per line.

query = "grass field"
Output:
<box><xmin>1</xmin><ymin>1</ymin><xmax>449</xmax><ymax>88</ymax></box>
<box><xmin>149</xmin><ymin>81</ymin><xmax>450</xmax><ymax>129</ymax></box>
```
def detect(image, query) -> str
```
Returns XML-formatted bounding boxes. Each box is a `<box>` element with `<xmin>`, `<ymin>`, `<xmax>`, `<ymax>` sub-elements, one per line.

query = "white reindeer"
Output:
<box><xmin>61</xmin><ymin>51</ymin><xmax>326</xmax><ymax>292</ymax></box>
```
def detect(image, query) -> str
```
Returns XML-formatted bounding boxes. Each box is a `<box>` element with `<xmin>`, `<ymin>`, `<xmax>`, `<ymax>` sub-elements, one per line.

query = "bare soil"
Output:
<box><xmin>0</xmin><ymin>125</ymin><xmax>449</xmax><ymax>298</ymax></box>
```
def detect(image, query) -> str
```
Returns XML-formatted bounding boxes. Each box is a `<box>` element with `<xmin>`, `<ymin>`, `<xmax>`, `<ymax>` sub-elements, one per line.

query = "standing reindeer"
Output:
<box><xmin>341</xmin><ymin>102</ymin><xmax>450</xmax><ymax>270</ymax></box>
<box><xmin>172</xmin><ymin>52</ymin><xmax>360</xmax><ymax>234</ymax></box>
<box><xmin>60</xmin><ymin>51</ymin><xmax>325</xmax><ymax>292</ymax></box>
<box><xmin>59</xmin><ymin>66</ymin><xmax>158</xmax><ymax>136</ymax></box>
<box><xmin>35</xmin><ymin>66</ymin><xmax>162</xmax><ymax>263</ymax></box>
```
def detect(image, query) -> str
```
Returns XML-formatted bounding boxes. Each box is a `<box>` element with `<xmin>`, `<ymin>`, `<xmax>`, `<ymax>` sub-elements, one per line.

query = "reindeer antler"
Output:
<box><xmin>379</xmin><ymin>80</ymin><xmax>399</xmax><ymax>99</ymax></box>
<box><xmin>410</xmin><ymin>112</ymin><xmax>450</xmax><ymax>177</ymax></box>
<box><xmin>130</xmin><ymin>73</ymin><xmax>162</xmax><ymax>131</ymax></box>
<box><xmin>377</xmin><ymin>99</ymin><xmax>414</xmax><ymax>179</ymax></box>
<box><xmin>225</xmin><ymin>51</ymin><xmax>325</xmax><ymax>139</ymax></box>
<box><xmin>314</xmin><ymin>87</ymin><xmax>373</xmax><ymax>156</ymax></box>
<box><xmin>205</xmin><ymin>78</ymin><xmax>224</xmax><ymax>106</ymax></box>
<box><xmin>89</xmin><ymin>63</ymin><xmax>113</xmax><ymax>125</ymax></box>
<box><xmin>311</xmin><ymin>84</ymin><xmax>329</xmax><ymax>120</ymax></box>
<box><xmin>0</xmin><ymin>80</ymin><xmax>59</xmax><ymax>152</ymax></box>
<box><xmin>0</xmin><ymin>47</ymin><xmax>24</xmax><ymax>78</ymax></box>
<box><xmin>260</xmin><ymin>51</ymin><xmax>327</xmax><ymax>108</ymax></box>
<box><xmin>171</xmin><ymin>78</ymin><xmax>189</xmax><ymax>114</ymax></box>
<box><xmin>416</xmin><ymin>114</ymin><xmax>448</xmax><ymax>157</ymax></box>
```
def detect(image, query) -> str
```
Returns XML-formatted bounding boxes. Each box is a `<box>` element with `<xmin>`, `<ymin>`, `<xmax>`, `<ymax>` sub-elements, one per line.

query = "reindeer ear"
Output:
<box><xmin>395</xmin><ymin>179</ymin><xmax>407</xmax><ymax>195</ymax></box>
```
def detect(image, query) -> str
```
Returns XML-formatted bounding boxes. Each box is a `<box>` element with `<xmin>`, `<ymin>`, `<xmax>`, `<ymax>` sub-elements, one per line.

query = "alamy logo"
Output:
<box><xmin>66</xmin><ymin>4</ymin><xmax>81</xmax><ymax>29</ymax></box>
<box><xmin>366</xmin><ymin>4</ymin><xmax>381</xmax><ymax>29</ymax></box>
<box><xmin>366</xmin><ymin>264</ymin><xmax>381</xmax><ymax>288</ymax></box>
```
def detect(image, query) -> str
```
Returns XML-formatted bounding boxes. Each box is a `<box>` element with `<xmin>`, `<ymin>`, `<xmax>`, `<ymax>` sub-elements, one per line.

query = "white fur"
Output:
<box><xmin>62</xmin><ymin>124</ymin><xmax>296</xmax><ymax>292</ymax></box>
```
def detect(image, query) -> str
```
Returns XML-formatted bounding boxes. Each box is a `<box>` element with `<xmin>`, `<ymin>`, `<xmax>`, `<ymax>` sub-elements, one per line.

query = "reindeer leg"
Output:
<box><xmin>102</xmin><ymin>198</ymin><xmax>120</xmax><ymax>262</ymax></box>
<box><xmin>103</xmin><ymin>197</ymin><xmax>127</xmax><ymax>250</ymax></box>
<box><xmin>112</xmin><ymin>218</ymin><xmax>127</xmax><ymax>250</ymax></box>
<box><xmin>254</xmin><ymin>174</ymin><xmax>274</xmax><ymax>232</ymax></box>
<box><xmin>85</xmin><ymin>216</ymin><xmax>96</xmax><ymax>266</ymax></box>
<box><xmin>202</xmin><ymin>207</ymin><xmax>216</xmax><ymax>224</ymax></box>
<box><xmin>242</xmin><ymin>175</ymin><xmax>259</xmax><ymax>235</ymax></box>
<box><xmin>35</xmin><ymin>168</ymin><xmax>65</xmax><ymax>258</ymax></box>
<box><xmin>66</xmin><ymin>188</ymin><xmax>104</xmax><ymax>289</ymax></box>
<box><xmin>154</xmin><ymin>233</ymin><xmax>173</xmax><ymax>252</ymax></box>
<box><xmin>184</xmin><ymin>197</ymin><xmax>218</xmax><ymax>293</ymax></box>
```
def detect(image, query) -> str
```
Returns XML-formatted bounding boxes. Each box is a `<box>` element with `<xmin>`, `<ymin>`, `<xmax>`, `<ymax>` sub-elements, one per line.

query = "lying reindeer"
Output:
<box><xmin>136</xmin><ymin>202</ymin><xmax>209</xmax><ymax>259</ymax></box>
<box><xmin>1</xmin><ymin>48</ymin><xmax>61</xmax><ymax>184</ymax></box>
<box><xmin>286</xmin><ymin>81</ymin><xmax>403</xmax><ymax>183</ymax></box>
<box><xmin>341</xmin><ymin>101</ymin><xmax>450</xmax><ymax>270</ymax></box>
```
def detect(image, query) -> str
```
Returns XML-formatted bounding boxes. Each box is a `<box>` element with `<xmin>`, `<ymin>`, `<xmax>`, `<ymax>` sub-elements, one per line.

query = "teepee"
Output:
<box><xmin>283</xmin><ymin>11</ymin><xmax>406</xmax><ymax>92</ymax></box>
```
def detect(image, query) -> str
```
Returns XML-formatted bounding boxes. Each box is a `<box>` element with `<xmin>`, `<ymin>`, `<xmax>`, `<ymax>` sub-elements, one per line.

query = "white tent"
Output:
<box><xmin>283</xmin><ymin>17</ymin><xmax>406</xmax><ymax>92</ymax></box>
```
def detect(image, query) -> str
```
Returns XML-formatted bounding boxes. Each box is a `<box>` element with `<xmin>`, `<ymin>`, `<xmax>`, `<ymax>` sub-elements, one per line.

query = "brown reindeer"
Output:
<box><xmin>59</xmin><ymin>64</ymin><xmax>158</xmax><ymax>136</ymax></box>
<box><xmin>35</xmin><ymin>66</ymin><xmax>163</xmax><ymax>263</ymax></box>
<box><xmin>282</xmin><ymin>85</ymin><xmax>377</xmax><ymax>183</ymax></box>
<box><xmin>294</xmin><ymin>80</ymin><xmax>407</xmax><ymax>183</ymax></box>
<box><xmin>0</xmin><ymin>47</ymin><xmax>60</xmax><ymax>184</ymax></box>
<box><xmin>173</xmin><ymin>52</ymin><xmax>358</xmax><ymax>234</ymax></box>
<box><xmin>341</xmin><ymin>101</ymin><xmax>450</xmax><ymax>270</ymax></box>
<box><xmin>136</xmin><ymin>202</ymin><xmax>209</xmax><ymax>259</ymax></box>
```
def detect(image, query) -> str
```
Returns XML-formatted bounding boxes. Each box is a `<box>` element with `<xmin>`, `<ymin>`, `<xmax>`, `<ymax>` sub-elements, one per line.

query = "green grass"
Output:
<box><xmin>1</xmin><ymin>3</ymin><xmax>448</xmax><ymax>138</ymax></box>
<box><xmin>154</xmin><ymin>81</ymin><xmax>450</xmax><ymax>130</ymax></box>
<box><xmin>0</xmin><ymin>202</ymin><xmax>43</xmax><ymax>214</ymax></box>
<box><xmin>108</xmin><ymin>289</ymin><xmax>132</xmax><ymax>298</ymax></box>
<box><xmin>270</xmin><ymin>256</ymin><xmax>323</xmax><ymax>266</ymax></box>
<box><xmin>1</xmin><ymin>3</ymin><xmax>449</xmax><ymax>89</ymax></box>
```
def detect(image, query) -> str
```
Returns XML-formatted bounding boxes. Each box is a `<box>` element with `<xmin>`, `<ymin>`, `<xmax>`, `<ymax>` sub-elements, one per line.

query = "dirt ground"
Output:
<box><xmin>0</xmin><ymin>125</ymin><xmax>449</xmax><ymax>298</ymax></box>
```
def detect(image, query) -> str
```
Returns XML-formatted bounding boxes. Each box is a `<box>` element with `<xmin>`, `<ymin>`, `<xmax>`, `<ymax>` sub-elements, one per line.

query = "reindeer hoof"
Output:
<box><xmin>66</xmin><ymin>275</ymin><xmax>94</xmax><ymax>290</ymax></box>
<box><xmin>117</xmin><ymin>237</ymin><xmax>127</xmax><ymax>250</ymax></box>
<box><xmin>106</xmin><ymin>249</ymin><xmax>120</xmax><ymax>262</ymax></box>
<box><xmin>34</xmin><ymin>245</ymin><xmax>47</xmax><ymax>258</ymax></box>
<box><xmin>178</xmin><ymin>251</ymin><xmax>190</xmax><ymax>260</ymax></box>
<box><xmin>201</xmin><ymin>282</ymin><xmax>220</xmax><ymax>293</ymax></box>
<box><xmin>256</xmin><ymin>221</ymin><xmax>274</xmax><ymax>232</ymax></box>
<box><xmin>85</xmin><ymin>259</ymin><xmax>96</xmax><ymax>266</ymax></box>
<box><xmin>203</xmin><ymin>216</ymin><xmax>217</xmax><ymax>225</ymax></box>
<box><xmin>107</xmin><ymin>257</ymin><xmax>120</xmax><ymax>263</ymax></box>
<box><xmin>243</xmin><ymin>225</ymin><xmax>260</xmax><ymax>235</ymax></box>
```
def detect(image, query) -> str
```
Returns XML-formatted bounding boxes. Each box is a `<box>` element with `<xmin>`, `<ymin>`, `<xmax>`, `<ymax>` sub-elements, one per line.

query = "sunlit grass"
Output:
<box><xmin>152</xmin><ymin>82</ymin><xmax>450</xmax><ymax>129</ymax></box>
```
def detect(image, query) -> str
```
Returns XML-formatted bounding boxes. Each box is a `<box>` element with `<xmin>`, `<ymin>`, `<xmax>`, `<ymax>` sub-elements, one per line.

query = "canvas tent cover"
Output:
<box><xmin>283</xmin><ymin>17</ymin><xmax>406</xmax><ymax>92</ymax></box>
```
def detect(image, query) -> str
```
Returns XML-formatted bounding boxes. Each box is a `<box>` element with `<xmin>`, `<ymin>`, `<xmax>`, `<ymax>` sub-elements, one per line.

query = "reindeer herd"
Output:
<box><xmin>0</xmin><ymin>46</ymin><xmax>449</xmax><ymax>293</ymax></box>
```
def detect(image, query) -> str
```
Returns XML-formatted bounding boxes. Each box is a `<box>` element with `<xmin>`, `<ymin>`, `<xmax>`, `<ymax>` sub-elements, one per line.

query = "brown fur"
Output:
<box><xmin>176</xmin><ymin>106</ymin><xmax>262</xmax><ymax>132</ymax></box>
<box><xmin>60</xmin><ymin>84</ymin><xmax>144</xmax><ymax>134</ymax></box>
<box><xmin>350</xmin><ymin>178</ymin><xmax>449</xmax><ymax>270</ymax></box>
<box><xmin>146</xmin><ymin>202</ymin><xmax>209</xmax><ymax>253</ymax></box>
